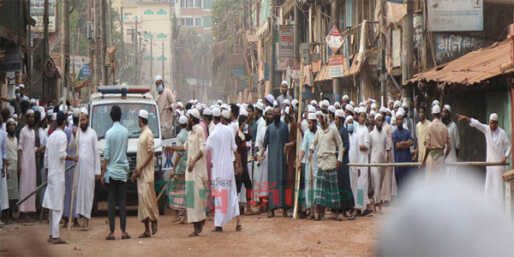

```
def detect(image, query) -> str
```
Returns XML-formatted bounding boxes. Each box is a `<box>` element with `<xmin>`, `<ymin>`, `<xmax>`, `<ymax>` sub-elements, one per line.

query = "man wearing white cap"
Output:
<box><xmin>369</xmin><ymin>113</ymin><xmax>391</xmax><ymax>212</ymax></box>
<box><xmin>153</xmin><ymin>75</ymin><xmax>176</xmax><ymax>139</ymax></box>
<box><xmin>354</xmin><ymin>111</ymin><xmax>372</xmax><ymax>216</ymax></box>
<box><xmin>334</xmin><ymin>110</ymin><xmax>355</xmax><ymax>218</ymax></box>
<box><xmin>254</xmin><ymin>106</ymin><xmax>272</xmax><ymax>211</ymax></box>
<box><xmin>422</xmin><ymin>105</ymin><xmax>450</xmax><ymax>176</ymax></box>
<box><xmin>392</xmin><ymin>110</ymin><xmax>414</xmax><ymax>192</ymax></box>
<box><xmin>296</xmin><ymin>112</ymin><xmax>318</xmax><ymax>218</ymax></box>
<box><xmin>167</xmin><ymin>115</ymin><xmax>188</xmax><ymax>224</ymax></box>
<box><xmin>18</xmin><ymin>109</ymin><xmax>38</xmax><ymax>220</ymax></box>
<box><xmin>131</xmin><ymin>110</ymin><xmax>159</xmax><ymax>238</ymax></box>
<box><xmin>458</xmin><ymin>113</ymin><xmax>511</xmax><ymax>202</ymax></box>
<box><xmin>74</xmin><ymin>108</ymin><xmax>101</xmax><ymax>230</ymax></box>
<box><xmin>441</xmin><ymin>105</ymin><xmax>460</xmax><ymax>176</ymax></box>
<box><xmin>277</xmin><ymin>81</ymin><xmax>292</xmax><ymax>108</ymax></box>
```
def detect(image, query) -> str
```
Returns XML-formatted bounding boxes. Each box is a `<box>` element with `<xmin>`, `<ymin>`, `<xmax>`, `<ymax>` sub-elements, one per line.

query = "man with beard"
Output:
<box><xmin>259</xmin><ymin>106</ymin><xmax>289</xmax><ymax>218</ymax></box>
<box><xmin>415</xmin><ymin>106</ymin><xmax>430</xmax><ymax>163</ymax></box>
<box><xmin>422</xmin><ymin>105</ymin><xmax>450</xmax><ymax>177</ymax></box>
<box><xmin>18</xmin><ymin>110</ymin><xmax>38</xmax><ymax>221</ymax></box>
<box><xmin>5</xmin><ymin>119</ymin><xmax>18</xmax><ymax>222</ymax></box>
<box><xmin>234</xmin><ymin>109</ymin><xmax>253</xmax><ymax>214</ymax></box>
<box><xmin>75</xmin><ymin>108</ymin><xmax>101</xmax><ymax>230</ymax></box>
<box><xmin>354</xmin><ymin>110</ymin><xmax>372</xmax><ymax>216</ymax></box>
<box><xmin>168</xmin><ymin>116</ymin><xmax>188</xmax><ymax>224</ymax></box>
<box><xmin>62</xmin><ymin>110</ymin><xmax>79</xmax><ymax>227</ymax></box>
<box><xmin>442</xmin><ymin>105</ymin><xmax>460</xmax><ymax>176</ymax></box>
<box><xmin>283</xmin><ymin>106</ymin><xmax>297</xmax><ymax>216</ymax></box>
<box><xmin>254</xmin><ymin>105</ymin><xmax>271</xmax><ymax>211</ymax></box>
<box><xmin>296</xmin><ymin>112</ymin><xmax>318</xmax><ymax>218</ymax></box>
<box><xmin>276</xmin><ymin>81</ymin><xmax>292</xmax><ymax>108</ymax></box>
<box><xmin>392</xmin><ymin>110</ymin><xmax>414</xmax><ymax>192</ymax></box>
<box><xmin>334</xmin><ymin>110</ymin><xmax>355</xmax><ymax>219</ymax></box>
<box><xmin>153</xmin><ymin>75</ymin><xmax>176</xmax><ymax>139</ymax></box>
<box><xmin>369</xmin><ymin>114</ymin><xmax>391</xmax><ymax>212</ymax></box>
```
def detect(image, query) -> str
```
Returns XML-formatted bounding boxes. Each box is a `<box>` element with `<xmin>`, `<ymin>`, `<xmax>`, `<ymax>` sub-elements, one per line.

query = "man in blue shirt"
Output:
<box><xmin>101</xmin><ymin>105</ymin><xmax>130</xmax><ymax>240</ymax></box>
<box><xmin>392</xmin><ymin>112</ymin><xmax>414</xmax><ymax>192</ymax></box>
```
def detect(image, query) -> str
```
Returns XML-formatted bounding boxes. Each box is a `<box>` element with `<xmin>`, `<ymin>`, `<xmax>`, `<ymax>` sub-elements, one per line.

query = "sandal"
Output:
<box><xmin>121</xmin><ymin>233</ymin><xmax>131</xmax><ymax>240</ymax></box>
<box><xmin>151</xmin><ymin>221</ymin><xmax>158</xmax><ymax>235</ymax></box>
<box><xmin>105</xmin><ymin>234</ymin><xmax>115</xmax><ymax>241</ymax></box>
<box><xmin>188</xmin><ymin>232</ymin><xmax>199</xmax><ymax>237</ymax></box>
<box><xmin>235</xmin><ymin>225</ymin><xmax>242</xmax><ymax>232</ymax></box>
<box><xmin>138</xmin><ymin>232</ymin><xmax>151</xmax><ymax>238</ymax></box>
<box><xmin>51</xmin><ymin>238</ymin><xmax>68</xmax><ymax>244</ymax></box>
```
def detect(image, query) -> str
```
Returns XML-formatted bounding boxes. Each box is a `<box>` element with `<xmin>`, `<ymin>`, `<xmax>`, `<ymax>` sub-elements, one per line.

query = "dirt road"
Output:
<box><xmin>0</xmin><ymin>211</ymin><xmax>380</xmax><ymax>257</ymax></box>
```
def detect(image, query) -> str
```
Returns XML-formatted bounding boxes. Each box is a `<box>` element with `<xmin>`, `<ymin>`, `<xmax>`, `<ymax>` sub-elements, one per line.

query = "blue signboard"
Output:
<box><xmin>78</xmin><ymin>64</ymin><xmax>91</xmax><ymax>80</ymax></box>
<box><xmin>232</xmin><ymin>68</ymin><xmax>244</xmax><ymax>77</ymax></box>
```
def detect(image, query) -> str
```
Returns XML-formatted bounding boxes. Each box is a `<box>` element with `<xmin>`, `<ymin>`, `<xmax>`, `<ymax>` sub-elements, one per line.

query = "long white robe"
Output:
<box><xmin>354</xmin><ymin>124</ymin><xmax>370</xmax><ymax>211</ymax></box>
<box><xmin>18</xmin><ymin>126</ymin><xmax>37</xmax><ymax>213</ymax></box>
<box><xmin>75</xmin><ymin>128</ymin><xmax>101</xmax><ymax>219</ymax></box>
<box><xmin>206</xmin><ymin>124</ymin><xmax>239</xmax><ymax>227</ymax></box>
<box><xmin>254</xmin><ymin>117</ymin><xmax>268</xmax><ymax>198</ymax></box>
<box><xmin>445</xmin><ymin>121</ymin><xmax>460</xmax><ymax>176</ymax></box>
<box><xmin>369</xmin><ymin>127</ymin><xmax>390</xmax><ymax>204</ymax></box>
<box><xmin>348</xmin><ymin>129</ymin><xmax>359</xmax><ymax>208</ymax></box>
<box><xmin>470</xmin><ymin>119</ymin><xmax>511</xmax><ymax>203</ymax></box>
<box><xmin>42</xmin><ymin>129</ymin><xmax>67</xmax><ymax>212</ymax></box>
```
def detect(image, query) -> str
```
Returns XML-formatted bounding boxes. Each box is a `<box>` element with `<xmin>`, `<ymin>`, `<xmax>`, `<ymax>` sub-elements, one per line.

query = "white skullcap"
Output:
<box><xmin>320</xmin><ymin>100</ymin><xmax>330</xmax><ymax>108</ymax></box>
<box><xmin>345</xmin><ymin>104</ymin><xmax>354</xmax><ymax>113</ymax></box>
<box><xmin>7</xmin><ymin>118</ymin><xmax>16</xmax><ymax>125</ymax></box>
<box><xmin>26</xmin><ymin>109</ymin><xmax>34</xmax><ymax>115</ymax></box>
<box><xmin>22</xmin><ymin>96</ymin><xmax>29</xmax><ymax>101</ymax></box>
<box><xmin>359</xmin><ymin>102</ymin><xmax>366</xmax><ymax>107</ymax></box>
<box><xmin>375</xmin><ymin>113</ymin><xmax>383</xmax><ymax>120</ymax></box>
<box><xmin>316</xmin><ymin>111</ymin><xmax>327</xmax><ymax>120</ymax></box>
<box><xmin>47</xmin><ymin>109</ymin><xmax>54</xmax><ymax>116</ymax></box>
<box><xmin>217</xmin><ymin>99</ymin><xmax>223</xmax><ymax>105</ymax></box>
<box><xmin>349</xmin><ymin>101</ymin><xmax>355</xmax><ymax>107</ymax></box>
<box><xmin>345</xmin><ymin>115</ymin><xmax>353</xmax><ymax>123</ymax></box>
<box><xmin>394</xmin><ymin>100</ymin><xmax>401</xmax><ymax>108</ymax></box>
<box><xmin>307</xmin><ymin>105</ymin><xmax>316</xmax><ymax>113</ymax></box>
<box><xmin>190</xmin><ymin>109</ymin><xmax>201</xmax><ymax>120</ymax></box>
<box><xmin>335</xmin><ymin>109</ymin><xmax>345</xmax><ymax>118</ymax></box>
<box><xmin>284</xmin><ymin>106</ymin><xmax>291</xmax><ymax>115</ymax></box>
<box><xmin>255</xmin><ymin>102</ymin><xmax>264</xmax><ymax>111</ymax></box>
<box><xmin>139</xmin><ymin>109</ymin><xmax>149</xmax><ymax>119</ymax></box>
<box><xmin>177</xmin><ymin>102</ymin><xmax>184</xmax><ymax>108</ymax></box>
<box><xmin>240</xmin><ymin>108</ymin><xmax>248</xmax><ymax>117</ymax></box>
<box><xmin>59</xmin><ymin>104</ymin><xmax>68</xmax><ymax>113</ymax></box>
<box><xmin>354</xmin><ymin>107</ymin><xmax>361</xmax><ymax>114</ymax></box>
<box><xmin>155</xmin><ymin>75</ymin><xmax>163</xmax><ymax>81</ymax></box>
<box><xmin>212</xmin><ymin>107</ymin><xmax>221</xmax><ymax>117</ymax></box>
<box><xmin>30</xmin><ymin>98</ymin><xmax>36</xmax><ymax>104</ymax></box>
<box><xmin>432</xmin><ymin>99</ymin><xmax>440</xmax><ymax>106</ymax></box>
<box><xmin>489</xmin><ymin>113</ymin><xmax>498</xmax><ymax>121</ymax></box>
<box><xmin>328</xmin><ymin>105</ymin><xmax>336</xmax><ymax>113</ymax></box>
<box><xmin>265</xmin><ymin>94</ymin><xmax>275</xmax><ymax>105</ymax></box>
<box><xmin>281</xmin><ymin>80</ymin><xmax>288</xmax><ymax>86</ymax></box>
<box><xmin>203</xmin><ymin>108</ymin><xmax>212</xmax><ymax>116</ymax></box>
<box><xmin>40</xmin><ymin>112</ymin><xmax>46</xmax><ymax>121</ymax></box>
<box><xmin>371</xmin><ymin>103</ymin><xmax>377</xmax><ymax>110</ymax></box>
<box><xmin>443</xmin><ymin>104</ymin><xmax>451</xmax><ymax>112</ymax></box>
<box><xmin>264</xmin><ymin>106</ymin><xmax>273</xmax><ymax>114</ymax></box>
<box><xmin>432</xmin><ymin>105</ymin><xmax>441</xmax><ymax>114</ymax></box>
<box><xmin>402</xmin><ymin>102</ymin><xmax>409</xmax><ymax>108</ymax></box>
<box><xmin>18</xmin><ymin>84</ymin><xmax>25</xmax><ymax>89</ymax></box>
<box><xmin>221</xmin><ymin>104</ymin><xmax>230</xmax><ymax>110</ymax></box>
<box><xmin>51</xmin><ymin>113</ymin><xmax>57</xmax><ymax>121</ymax></box>
<box><xmin>13</xmin><ymin>114</ymin><xmax>18</xmax><ymax>120</ymax></box>
<box><xmin>221</xmin><ymin>109</ymin><xmax>231</xmax><ymax>119</ymax></box>
<box><xmin>388</xmin><ymin>99</ymin><xmax>394</xmax><ymax>104</ymax></box>
<box><xmin>178</xmin><ymin>115</ymin><xmax>188</xmax><ymax>125</ymax></box>
<box><xmin>307</xmin><ymin>113</ymin><xmax>317</xmax><ymax>120</ymax></box>
<box><xmin>282</xmin><ymin>99</ymin><xmax>291</xmax><ymax>106</ymax></box>
<box><xmin>396</xmin><ymin>108</ymin><xmax>406</xmax><ymax>117</ymax></box>
<box><xmin>334</xmin><ymin>102</ymin><xmax>341</xmax><ymax>108</ymax></box>
<box><xmin>386</xmin><ymin>108</ymin><xmax>392</xmax><ymax>114</ymax></box>
<box><xmin>342</xmin><ymin>95</ymin><xmax>349</xmax><ymax>101</ymax></box>
<box><xmin>379</xmin><ymin>106</ymin><xmax>388</xmax><ymax>113</ymax></box>
<box><xmin>291</xmin><ymin>99</ymin><xmax>298</xmax><ymax>107</ymax></box>
<box><xmin>310</xmin><ymin>100</ymin><xmax>318</xmax><ymax>106</ymax></box>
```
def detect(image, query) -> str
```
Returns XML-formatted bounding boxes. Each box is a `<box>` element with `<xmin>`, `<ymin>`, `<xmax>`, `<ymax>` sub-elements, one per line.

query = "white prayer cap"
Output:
<box><xmin>22</xmin><ymin>96</ymin><xmax>29</xmax><ymax>101</ymax></box>
<box><xmin>432</xmin><ymin>105</ymin><xmax>441</xmax><ymax>114</ymax></box>
<box><xmin>443</xmin><ymin>104</ymin><xmax>451</xmax><ymax>112</ymax></box>
<box><xmin>316</xmin><ymin>111</ymin><xmax>327</xmax><ymax>120</ymax></box>
<box><xmin>30</xmin><ymin>98</ymin><xmax>36</xmax><ymax>104</ymax></box>
<box><xmin>284</xmin><ymin>106</ymin><xmax>291</xmax><ymax>115</ymax></box>
<box><xmin>221</xmin><ymin>104</ymin><xmax>230</xmax><ymax>110</ymax></box>
<box><xmin>282</xmin><ymin>99</ymin><xmax>291</xmax><ymax>106</ymax></box>
<box><xmin>212</xmin><ymin>107</ymin><xmax>221</xmax><ymax>117</ymax></box>
<box><xmin>203</xmin><ymin>107</ymin><xmax>212</xmax><ymax>116</ymax></box>
<box><xmin>396</xmin><ymin>108</ymin><xmax>406</xmax><ymax>117</ymax></box>
<box><xmin>176</xmin><ymin>102</ymin><xmax>184</xmax><ymax>108</ymax></box>
<box><xmin>359</xmin><ymin>102</ymin><xmax>366</xmax><ymax>107</ymax></box>
<box><xmin>139</xmin><ymin>109</ymin><xmax>149</xmax><ymax>119</ymax></box>
<box><xmin>349</xmin><ymin>101</ymin><xmax>355</xmax><ymax>107</ymax></box>
<box><xmin>402</xmin><ymin>102</ymin><xmax>409</xmax><ymax>109</ymax></box>
<box><xmin>388</xmin><ymin>99</ymin><xmax>394</xmax><ymax>104</ymax></box>
<box><xmin>335</xmin><ymin>109</ymin><xmax>345</xmax><ymax>118</ymax></box>
<box><xmin>375</xmin><ymin>113</ymin><xmax>383</xmax><ymax>120</ymax></box>
<box><xmin>190</xmin><ymin>108</ymin><xmax>201</xmax><ymax>120</ymax></box>
<box><xmin>59</xmin><ymin>104</ymin><xmax>68</xmax><ymax>114</ymax></box>
<box><xmin>334</xmin><ymin>102</ymin><xmax>341</xmax><ymax>108</ymax></box>
<box><xmin>307</xmin><ymin>113</ymin><xmax>317</xmax><ymax>120</ymax></box>
<box><xmin>178</xmin><ymin>115</ymin><xmax>188</xmax><ymax>125</ymax></box>
<box><xmin>307</xmin><ymin>105</ymin><xmax>316</xmax><ymax>113</ymax></box>
<box><xmin>291</xmin><ymin>99</ymin><xmax>298</xmax><ymax>107</ymax></box>
<box><xmin>371</xmin><ymin>103</ymin><xmax>377</xmax><ymax>110</ymax></box>
<box><xmin>489</xmin><ymin>113</ymin><xmax>498</xmax><ymax>121</ymax></box>
<box><xmin>342</xmin><ymin>95</ymin><xmax>350</xmax><ymax>101</ymax></box>
<box><xmin>155</xmin><ymin>75</ymin><xmax>163</xmax><ymax>81</ymax></box>
<box><xmin>264</xmin><ymin>106</ymin><xmax>273</xmax><ymax>114</ymax></box>
<box><xmin>432</xmin><ymin>99</ymin><xmax>440</xmax><ymax>106</ymax></box>
<box><xmin>26</xmin><ymin>109</ymin><xmax>34</xmax><ymax>115</ymax></box>
<box><xmin>221</xmin><ymin>109</ymin><xmax>231</xmax><ymax>119</ymax></box>
<box><xmin>320</xmin><ymin>100</ymin><xmax>330</xmax><ymax>109</ymax></box>
<box><xmin>345</xmin><ymin>115</ymin><xmax>353</xmax><ymax>123</ymax></box>
<box><xmin>255</xmin><ymin>102</ymin><xmax>264</xmax><ymax>111</ymax></box>
<box><xmin>354</xmin><ymin>107</ymin><xmax>361</xmax><ymax>114</ymax></box>
<box><xmin>51</xmin><ymin>113</ymin><xmax>57</xmax><ymax>121</ymax></box>
<box><xmin>265</xmin><ymin>94</ymin><xmax>275</xmax><ymax>105</ymax></box>
<box><xmin>281</xmin><ymin>80</ymin><xmax>288</xmax><ymax>86</ymax></box>
<box><xmin>385</xmin><ymin>108</ymin><xmax>392</xmax><ymax>114</ymax></box>
<box><xmin>345</xmin><ymin>104</ymin><xmax>354</xmax><ymax>113</ymax></box>
<box><xmin>217</xmin><ymin>99</ymin><xmax>223</xmax><ymax>105</ymax></box>
<box><xmin>379</xmin><ymin>106</ymin><xmax>388</xmax><ymax>113</ymax></box>
<box><xmin>18</xmin><ymin>84</ymin><xmax>25</xmax><ymax>89</ymax></box>
<box><xmin>7</xmin><ymin>118</ymin><xmax>16</xmax><ymax>125</ymax></box>
<box><xmin>394</xmin><ymin>100</ymin><xmax>401</xmax><ymax>108</ymax></box>
<box><xmin>328</xmin><ymin>105</ymin><xmax>336</xmax><ymax>113</ymax></box>
<box><xmin>47</xmin><ymin>109</ymin><xmax>54</xmax><ymax>116</ymax></box>
<box><xmin>310</xmin><ymin>100</ymin><xmax>318</xmax><ymax>106</ymax></box>
<box><xmin>40</xmin><ymin>112</ymin><xmax>46</xmax><ymax>121</ymax></box>
<box><xmin>240</xmin><ymin>108</ymin><xmax>248</xmax><ymax>117</ymax></box>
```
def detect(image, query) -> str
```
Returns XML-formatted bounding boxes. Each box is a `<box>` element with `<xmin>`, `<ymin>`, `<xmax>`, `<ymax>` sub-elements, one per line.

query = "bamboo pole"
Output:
<box><xmin>346</xmin><ymin>161</ymin><xmax>509</xmax><ymax>167</ymax></box>
<box><xmin>292</xmin><ymin>75</ymin><xmax>304</xmax><ymax>219</ymax></box>
<box><xmin>67</xmin><ymin>119</ymin><xmax>81</xmax><ymax>230</ymax></box>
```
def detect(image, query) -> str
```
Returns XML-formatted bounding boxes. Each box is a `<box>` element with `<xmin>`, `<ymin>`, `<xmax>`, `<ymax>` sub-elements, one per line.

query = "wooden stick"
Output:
<box><xmin>68</xmin><ymin>123</ymin><xmax>80</xmax><ymax>230</ymax></box>
<box><xmin>346</xmin><ymin>161</ymin><xmax>509</xmax><ymax>167</ymax></box>
<box><xmin>293</xmin><ymin>80</ymin><xmax>304</xmax><ymax>219</ymax></box>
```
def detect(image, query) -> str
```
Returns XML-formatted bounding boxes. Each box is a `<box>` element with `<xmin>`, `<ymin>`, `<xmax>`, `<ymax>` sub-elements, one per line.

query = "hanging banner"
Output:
<box><xmin>328</xmin><ymin>55</ymin><xmax>346</xmax><ymax>78</ymax></box>
<box><xmin>277</xmin><ymin>25</ymin><xmax>294</xmax><ymax>71</ymax></box>
<box><xmin>325</xmin><ymin>25</ymin><xmax>344</xmax><ymax>53</ymax></box>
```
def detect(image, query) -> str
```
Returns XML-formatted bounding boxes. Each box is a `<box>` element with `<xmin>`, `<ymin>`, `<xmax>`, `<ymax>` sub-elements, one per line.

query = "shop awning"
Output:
<box><xmin>406</xmin><ymin>39</ymin><xmax>514</xmax><ymax>86</ymax></box>
<box><xmin>314</xmin><ymin>65</ymin><xmax>330</xmax><ymax>82</ymax></box>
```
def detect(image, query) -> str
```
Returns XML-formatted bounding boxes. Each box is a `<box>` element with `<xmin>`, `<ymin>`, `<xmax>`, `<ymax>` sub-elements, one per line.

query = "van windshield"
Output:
<box><xmin>91</xmin><ymin>103</ymin><xmax>160</xmax><ymax>139</ymax></box>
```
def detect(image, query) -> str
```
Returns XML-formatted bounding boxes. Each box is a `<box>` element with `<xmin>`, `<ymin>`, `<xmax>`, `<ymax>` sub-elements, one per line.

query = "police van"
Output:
<box><xmin>88</xmin><ymin>86</ymin><xmax>174</xmax><ymax>214</ymax></box>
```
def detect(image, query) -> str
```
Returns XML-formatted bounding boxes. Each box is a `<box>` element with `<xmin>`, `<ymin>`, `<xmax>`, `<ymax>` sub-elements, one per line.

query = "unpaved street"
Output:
<box><xmin>0</xmin><ymin>210</ymin><xmax>380</xmax><ymax>257</ymax></box>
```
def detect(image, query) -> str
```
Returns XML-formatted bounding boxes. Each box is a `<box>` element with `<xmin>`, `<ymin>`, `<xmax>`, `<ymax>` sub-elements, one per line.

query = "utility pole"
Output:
<box><xmin>43</xmin><ymin>0</ymin><xmax>49</xmax><ymax>99</ymax></box>
<box><xmin>162</xmin><ymin>40</ymin><xmax>165</xmax><ymax>81</ymax></box>
<box><xmin>62</xmin><ymin>0</ymin><xmax>71</xmax><ymax>101</ymax></box>
<box><xmin>95</xmin><ymin>0</ymin><xmax>102</xmax><ymax>90</ymax></box>
<box><xmin>402</xmin><ymin>0</ymin><xmax>414</xmax><ymax>102</ymax></box>
<box><xmin>134</xmin><ymin>16</ymin><xmax>139</xmax><ymax>84</ymax></box>
<box><xmin>169</xmin><ymin>0</ymin><xmax>176</xmax><ymax>90</ymax></box>
<box><xmin>120</xmin><ymin>7</ymin><xmax>125</xmax><ymax>83</ymax></box>
<box><xmin>331</xmin><ymin>0</ymin><xmax>341</xmax><ymax>102</ymax></box>
<box><xmin>150</xmin><ymin>36</ymin><xmax>153</xmax><ymax>80</ymax></box>
<box><xmin>102</xmin><ymin>0</ymin><xmax>109</xmax><ymax>85</ymax></box>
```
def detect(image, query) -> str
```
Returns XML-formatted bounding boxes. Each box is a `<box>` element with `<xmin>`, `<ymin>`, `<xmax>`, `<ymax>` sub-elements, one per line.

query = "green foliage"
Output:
<box><xmin>212</xmin><ymin>0</ymin><xmax>243</xmax><ymax>50</ymax></box>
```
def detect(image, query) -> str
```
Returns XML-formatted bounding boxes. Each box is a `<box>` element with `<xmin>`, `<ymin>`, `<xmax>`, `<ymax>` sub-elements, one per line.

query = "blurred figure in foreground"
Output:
<box><xmin>377</xmin><ymin>170</ymin><xmax>514</xmax><ymax>257</ymax></box>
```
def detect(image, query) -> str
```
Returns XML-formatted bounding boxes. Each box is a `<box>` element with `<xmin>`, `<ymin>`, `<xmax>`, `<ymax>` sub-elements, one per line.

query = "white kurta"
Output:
<box><xmin>445</xmin><ymin>121</ymin><xmax>460</xmax><ymax>176</ymax></box>
<box><xmin>75</xmin><ymin>128</ymin><xmax>101</xmax><ymax>219</ymax></box>
<box><xmin>254</xmin><ymin>117</ymin><xmax>268</xmax><ymax>198</ymax></box>
<box><xmin>355</xmin><ymin>124</ymin><xmax>370</xmax><ymax>211</ymax></box>
<box><xmin>470</xmin><ymin>119</ymin><xmax>511</xmax><ymax>202</ymax></box>
<box><xmin>369</xmin><ymin>128</ymin><xmax>391</xmax><ymax>204</ymax></box>
<box><xmin>42</xmin><ymin>129</ymin><xmax>67</xmax><ymax>211</ymax></box>
<box><xmin>348</xmin><ymin>130</ymin><xmax>359</xmax><ymax>208</ymax></box>
<box><xmin>206</xmin><ymin>124</ymin><xmax>239</xmax><ymax>227</ymax></box>
<box><xmin>18</xmin><ymin>126</ymin><xmax>37</xmax><ymax>213</ymax></box>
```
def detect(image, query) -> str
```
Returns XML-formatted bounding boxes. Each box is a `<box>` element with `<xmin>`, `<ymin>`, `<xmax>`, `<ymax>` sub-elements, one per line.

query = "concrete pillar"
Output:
<box><xmin>331</xmin><ymin>0</ymin><xmax>341</xmax><ymax>102</ymax></box>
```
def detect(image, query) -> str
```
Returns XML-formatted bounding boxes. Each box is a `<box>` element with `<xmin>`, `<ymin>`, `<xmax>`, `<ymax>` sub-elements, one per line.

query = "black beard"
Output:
<box><xmin>397</xmin><ymin>125</ymin><xmax>404</xmax><ymax>130</ymax></box>
<box><xmin>7</xmin><ymin>130</ymin><xmax>15</xmax><ymax>137</ymax></box>
<box><xmin>377</xmin><ymin>126</ymin><xmax>382</xmax><ymax>132</ymax></box>
<box><xmin>309</xmin><ymin>126</ymin><xmax>317</xmax><ymax>133</ymax></box>
<box><xmin>442</xmin><ymin>117</ymin><xmax>450</xmax><ymax>125</ymax></box>
<box><xmin>274</xmin><ymin>116</ymin><xmax>281</xmax><ymax>125</ymax></box>
<box><xmin>81</xmin><ymin>124</ymin><xmax>88</xmax><ymax>132</ymax></box>
<box><xmin>265</xmin><ymin>118</ymin><xmax>272</xmax><ymax>125</ymax></box>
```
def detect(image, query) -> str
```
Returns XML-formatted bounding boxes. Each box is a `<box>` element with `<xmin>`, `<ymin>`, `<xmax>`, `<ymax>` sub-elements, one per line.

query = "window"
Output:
<box><xmin>92</xmin><ymin>104</ymin><xmax>160</xmax><ymax>139</ymax></box>
<box><xmin>185</xmin><ymin>17</ymin><xmax>194</xmax><ymax>26</ymax></box>
<box><xmin>203</xmin><ymin>0</ymin><xmax>212</xmax><ymax>9</ymax></box>
<box><xmin>180</xmin><ymin>0</ymin><xmax>194</xmax><ymax>8</ymax></box>
<box><xmin>194</xmin><ymin>0</ymin><xmax>202</xmax><ymax>8</ymax></box>
<box><xmin>203</xmin><ymin>16</ymin><xmax>212</xmax><ymax>27</ymax></box>
<box><xmin>195</xmin><ymin>17</ymin><xmax>202</xmax><ymax>26</ymax></box>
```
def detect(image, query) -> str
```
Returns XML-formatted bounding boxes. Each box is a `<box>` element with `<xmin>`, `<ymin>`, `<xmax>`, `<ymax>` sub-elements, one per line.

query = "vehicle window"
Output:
<box><xmin>91</xmin><ymin>103</ymin><xmax>160</xmax><ymax>139</ymax></box>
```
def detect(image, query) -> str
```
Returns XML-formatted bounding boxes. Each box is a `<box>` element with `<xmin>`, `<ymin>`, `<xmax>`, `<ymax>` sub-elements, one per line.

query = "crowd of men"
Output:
<box><xmin>0</xmin><ymin>77</ymin><xmax>511</xmax><ymax>243</ymax></box>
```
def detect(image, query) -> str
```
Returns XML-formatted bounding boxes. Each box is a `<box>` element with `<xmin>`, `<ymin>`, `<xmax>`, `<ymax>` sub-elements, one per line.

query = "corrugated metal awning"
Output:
<box><xmin>406</xmin><ymin>39</ymin><xmax>514</xmax><ymax>86</ymax></box>
<box><xmin>314</xmin><ymin>65</ymin><xmax>330</xmax><ymax>82</ymax></box>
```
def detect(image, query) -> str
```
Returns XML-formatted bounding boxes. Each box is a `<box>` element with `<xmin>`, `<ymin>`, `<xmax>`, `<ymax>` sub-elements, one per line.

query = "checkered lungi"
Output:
<box><xmin>314</xmin><ymin>169</ymin><xmax>341</xmax><ymax>209</ymax></box>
